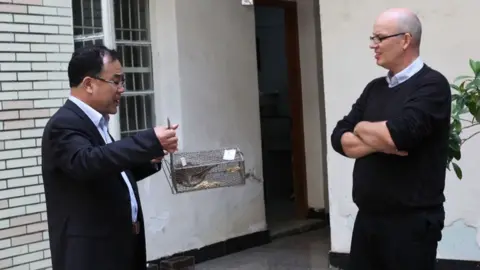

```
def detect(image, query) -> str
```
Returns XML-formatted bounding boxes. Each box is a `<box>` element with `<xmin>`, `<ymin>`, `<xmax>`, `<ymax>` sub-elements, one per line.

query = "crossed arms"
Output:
<box><xmin>339</xmin><ymin>121</ymin><xmax>404</xmax><ymax>158</ymax></box>
<box><xmin>331</xmin><ymin>79</ymin><xmax>451</xmax><ymax>159</ymax></box>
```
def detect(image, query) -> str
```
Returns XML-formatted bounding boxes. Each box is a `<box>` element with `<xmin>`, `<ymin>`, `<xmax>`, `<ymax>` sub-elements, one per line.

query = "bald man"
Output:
<box><xmin>331</xmin><ymin>8</ymin><xmax>451</xmax><ymax>270</ymax></box>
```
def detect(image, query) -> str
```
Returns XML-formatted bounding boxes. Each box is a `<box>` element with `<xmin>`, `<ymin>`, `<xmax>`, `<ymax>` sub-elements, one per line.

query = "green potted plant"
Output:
<box><xmin>447</xmin><ymin>59</ymin><xmax>480</xmax><ymax>179</ymax></box>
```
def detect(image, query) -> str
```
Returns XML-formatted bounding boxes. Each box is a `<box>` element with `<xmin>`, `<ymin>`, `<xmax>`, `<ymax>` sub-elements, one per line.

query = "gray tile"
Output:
<box><xmin>196</xmin><ymin>228</ymin><xmax>332</xmax><ymax>270</ymax></box>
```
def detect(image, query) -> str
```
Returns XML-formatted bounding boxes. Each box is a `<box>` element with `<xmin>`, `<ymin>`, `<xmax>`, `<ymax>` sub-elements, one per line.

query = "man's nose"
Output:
<box><xmin>117</xmin><ymin>85</ymin><xmax>126</xmax><ymax>93</ymax></box>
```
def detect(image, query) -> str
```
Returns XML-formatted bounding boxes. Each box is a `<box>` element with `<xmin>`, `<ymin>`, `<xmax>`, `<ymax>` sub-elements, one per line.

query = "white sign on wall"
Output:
<box><xmin>241</xmin><ymin>0</ymin><xmax>254</xmax><ymax>6</ymax></box>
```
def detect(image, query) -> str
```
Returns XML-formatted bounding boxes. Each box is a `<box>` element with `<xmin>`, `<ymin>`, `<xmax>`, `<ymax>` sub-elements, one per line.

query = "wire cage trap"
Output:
<box><xmin>161</xmin><ymin>147</ymin><xmax>246</xmax><ymax>194</ymax></box>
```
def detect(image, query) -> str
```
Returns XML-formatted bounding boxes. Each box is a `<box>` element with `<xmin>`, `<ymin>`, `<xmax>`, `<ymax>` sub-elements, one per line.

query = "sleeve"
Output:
<box><xmin>330</xmin><ymin>80</ymin><xmax>375</xmax><ymax>156</ymax></box>
<box><xmin>130</xmin><ymin>162</ymin><xmax>162</xmax><ymax>182</ymax></box>
<box><xmin>50</xmin><ymin>120</ymin><xmax>164</xmax><ymax>181</ymax></box>
<box><xmin>385</xmin><ymin>77</ymin><xmax>451</xmax><ymax>151</ymax></box>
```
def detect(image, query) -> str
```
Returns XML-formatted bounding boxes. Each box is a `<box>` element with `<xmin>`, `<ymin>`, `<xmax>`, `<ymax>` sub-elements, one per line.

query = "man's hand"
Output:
<box><xmin>154</xmin><ymin>124</ymin><xmax>179</xmax><ymax>153</ymax></box>
<box><xmin>340</xmin><ymin>132</ymin><xmax>377</xmax><ymax>159</ymax></box>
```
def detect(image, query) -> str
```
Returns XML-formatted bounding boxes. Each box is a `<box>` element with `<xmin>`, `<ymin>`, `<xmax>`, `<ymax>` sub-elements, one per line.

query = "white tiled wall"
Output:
<box><xmin>0</xmin><ymin>0</ymin><xmax>73</xmax><ymax>269</ymax></box>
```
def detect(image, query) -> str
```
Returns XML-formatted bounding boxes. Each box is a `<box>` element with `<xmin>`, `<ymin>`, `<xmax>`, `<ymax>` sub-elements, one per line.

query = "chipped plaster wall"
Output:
<box><xmin>319</xmin><ymin>0</ymin><xmax>480</xmax><ymax>261</ymax></box>
<box><xmin>130</xmin><ymin>0</ymin><xmax>326</xmax><ymax>261</ymax></box>
<box><xmin>139</xmin><ymin>0</ymin><xmax>266</xmax><ymax>261</ymax></box>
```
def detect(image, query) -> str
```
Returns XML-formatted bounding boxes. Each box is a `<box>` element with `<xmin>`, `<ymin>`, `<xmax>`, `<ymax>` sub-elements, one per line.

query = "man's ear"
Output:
<box><xmin>402</xmin><ymin>33</ymin><xmax>412</xmax><ymax>50</ymax></box>
<box><xmin>82</xmin><ymin>77</ymin><xmax>94</xmax><ymax>94</ymax></box>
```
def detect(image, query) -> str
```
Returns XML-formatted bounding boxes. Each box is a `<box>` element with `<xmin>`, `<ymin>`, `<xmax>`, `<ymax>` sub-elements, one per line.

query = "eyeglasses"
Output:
<box><xmin>94</xmin><ymin>75</ymin><xmax>126</xmax><ymax>88</ymax></box>
<box><xmin>370</xmin><ymin>32</ymin><xmax>407</xmax><ymax>44</ymax></box>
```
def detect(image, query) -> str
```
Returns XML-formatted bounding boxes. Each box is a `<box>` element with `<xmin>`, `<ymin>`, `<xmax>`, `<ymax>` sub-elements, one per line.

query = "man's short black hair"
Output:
<box><xmin>68</xmin><ymin>45</ymin><xmax>120</xmax><ymax>88</ymax></box>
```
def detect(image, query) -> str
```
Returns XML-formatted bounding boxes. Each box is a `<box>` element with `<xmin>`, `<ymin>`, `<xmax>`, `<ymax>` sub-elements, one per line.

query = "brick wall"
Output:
<box><xmin>0</xmin><ymin>0</ymin><xmax>73</xmax><ymax>269</ymax></box>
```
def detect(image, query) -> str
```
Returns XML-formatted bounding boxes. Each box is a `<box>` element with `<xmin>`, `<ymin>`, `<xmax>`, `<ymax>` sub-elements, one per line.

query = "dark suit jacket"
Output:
<box><xmin>41</xmin><ymin>100</ymin><xmax>164</xmax><ymax>270</ymax></box>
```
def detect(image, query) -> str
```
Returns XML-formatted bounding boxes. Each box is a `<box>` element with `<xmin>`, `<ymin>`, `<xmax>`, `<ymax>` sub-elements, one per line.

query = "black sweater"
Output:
<box><xmin>331</xmin><ymin>65</ymin><xmax>451</xmax><ymax>213</ymax></box>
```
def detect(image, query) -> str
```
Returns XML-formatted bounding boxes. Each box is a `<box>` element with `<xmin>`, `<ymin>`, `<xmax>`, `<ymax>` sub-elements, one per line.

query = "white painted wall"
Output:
<box><xmin>135</xmin><ymin>0</ymin><xmax>326</xmax><ymax>261</ymax></box>
<box><xmin>141</xmin><ymin>0</ymin><xmax>266</xmax><ymax>260</ymax></box>
<box><xmin>320</xmin><ymin>0</ymin><xmax>480</xmax><ymax>261</ymax></box>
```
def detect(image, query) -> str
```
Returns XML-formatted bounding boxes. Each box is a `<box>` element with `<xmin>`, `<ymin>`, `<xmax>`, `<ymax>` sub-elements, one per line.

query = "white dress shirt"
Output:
<box><xmin>386</xmin><ymin>57</ymin><xmax>424</xmax><ymax>88</ymax></box>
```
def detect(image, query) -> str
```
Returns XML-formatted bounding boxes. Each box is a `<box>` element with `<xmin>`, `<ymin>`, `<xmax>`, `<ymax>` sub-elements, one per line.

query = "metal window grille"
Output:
<box><xmin>115</xmin><ymin>0</ymin><xmax>155</xmax><ymax>138</ymax></box>
<box><xmin>72</xmin><ymin>0</ymin><xmax>155</xmax><ymax>138</ymax></box>
<box><xmin>72</xmin><ymin>0</ymin><xmax>104</xmax><ymax>49</ymax></box>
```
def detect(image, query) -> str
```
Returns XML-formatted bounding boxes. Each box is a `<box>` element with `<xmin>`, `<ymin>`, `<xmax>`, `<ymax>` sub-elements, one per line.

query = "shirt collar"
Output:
<box><xmin>68</xmin><ymin>96</ymin><xmax>108</xmax><ymax>128</ymax></box>
<box><xmin>386</xmin><ymin>57</ymin><xmax>424</xmax><ymax>88</ymax></box>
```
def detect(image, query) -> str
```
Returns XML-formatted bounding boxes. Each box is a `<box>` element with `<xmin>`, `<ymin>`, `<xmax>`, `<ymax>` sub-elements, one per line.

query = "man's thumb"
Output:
<box><xmin>171</xmin><ymin>124</ymin><xmax>179</xmax><ymax>130</ymax></box>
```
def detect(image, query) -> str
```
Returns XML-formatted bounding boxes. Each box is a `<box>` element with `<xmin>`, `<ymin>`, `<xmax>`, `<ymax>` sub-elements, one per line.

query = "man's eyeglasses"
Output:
<box><xmin>370</xmin><ymin>32</ymin><xmax>407</xmax><ymax>44</ymax></box>
<box><xmin>94</xmin><ymin>76</ymin><xmax>126</xmax><ymax>88</ymax></box>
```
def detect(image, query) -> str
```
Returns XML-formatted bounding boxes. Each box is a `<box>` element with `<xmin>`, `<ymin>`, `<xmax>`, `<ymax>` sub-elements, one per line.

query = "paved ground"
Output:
<box><xmin>196</xmin><ymin>227</ymin><xmax>332</xmax><ymax>270</ymax></box>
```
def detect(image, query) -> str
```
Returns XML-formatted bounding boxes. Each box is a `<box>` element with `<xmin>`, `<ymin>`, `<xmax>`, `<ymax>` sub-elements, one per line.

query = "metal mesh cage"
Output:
<box><xmin>162</xmin><ymin>147</ymin><xmax>246</xmax><ymax>194</ymax></box>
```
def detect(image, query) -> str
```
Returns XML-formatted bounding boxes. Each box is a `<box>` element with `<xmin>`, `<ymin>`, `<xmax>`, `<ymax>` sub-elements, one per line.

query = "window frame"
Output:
<box><xmin>72</xmin><ymin>0</ymin><xmax>156</xmax><ymax>140</ymax></box>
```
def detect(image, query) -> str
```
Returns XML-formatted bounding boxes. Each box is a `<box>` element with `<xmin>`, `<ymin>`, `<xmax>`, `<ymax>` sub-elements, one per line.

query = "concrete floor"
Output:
<box><xmin>196</xmin><ymin>227</ymin><xmax>332</xmax><ymax>270</ymax></box>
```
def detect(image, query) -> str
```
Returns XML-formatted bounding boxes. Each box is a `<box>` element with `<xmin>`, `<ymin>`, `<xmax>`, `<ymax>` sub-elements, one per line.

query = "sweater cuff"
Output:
<box><xmin>385</xmin><ymin>120</ymin><xmax>406</xmax><ymax>151</ymax></box>
<box><xmin>331</xmin><ymin>128</ymin><xmax>349</xmax><ymax>157</ymax></box>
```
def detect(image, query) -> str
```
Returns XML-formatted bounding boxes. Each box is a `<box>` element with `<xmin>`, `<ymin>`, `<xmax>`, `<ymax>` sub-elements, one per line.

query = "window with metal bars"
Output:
<box><xmin>72</xmin><ymin>0</ymin><xmax>155</xmax><ymax>138</ymax></box>
<box><xmin>72</xmin><ymin>0</ymin><xmax>103</xmax><ymax>48</ymax></box>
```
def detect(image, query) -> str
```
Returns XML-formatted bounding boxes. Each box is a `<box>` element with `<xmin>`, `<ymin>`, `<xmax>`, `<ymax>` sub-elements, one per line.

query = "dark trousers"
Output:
<box><xmin>348</xmin><ymin>207</ymin><xmax>444</xmax><ymax>270</ymax></box>
<box><xmin>132</xmin><ymin>234</ymin><xmax>141</xmax><ymax>270</ymax></box>
<box><xmin>64</xmin><ymin>231</ymin><xmax>140</xmax><ymax>270</ymax></box>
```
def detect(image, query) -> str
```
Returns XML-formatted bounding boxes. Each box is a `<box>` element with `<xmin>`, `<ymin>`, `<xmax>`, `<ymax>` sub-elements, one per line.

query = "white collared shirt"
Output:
<box><xmin>386</xmin><ymin>57</ymin><xmax>424</xmax><ymax>88</ymax></box>
<box><xmin>68</xmin><ymin>96</ymin><xmax>138</xmax><ymax>223</ymax></box>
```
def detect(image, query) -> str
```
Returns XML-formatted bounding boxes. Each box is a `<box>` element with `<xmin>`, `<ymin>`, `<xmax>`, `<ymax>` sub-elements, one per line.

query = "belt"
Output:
<box><xmin>132</xmin><ymin>221</ymin><xmax>140</xmax><ymax>235</ymax></box>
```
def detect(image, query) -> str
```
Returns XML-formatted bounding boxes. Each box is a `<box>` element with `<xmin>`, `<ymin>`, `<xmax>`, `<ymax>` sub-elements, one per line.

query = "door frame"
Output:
<box><xmin>255</xmin><ymin>0</ymin><xmax>309</xmax><ymax>219</ymax></box>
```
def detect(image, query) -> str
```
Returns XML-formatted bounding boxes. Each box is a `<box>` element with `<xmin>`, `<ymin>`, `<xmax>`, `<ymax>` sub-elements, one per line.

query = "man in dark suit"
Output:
<box><xmin>41</xmin><ymin>45</ymin><xmax>179</xmax><ymax>270</ymax></box>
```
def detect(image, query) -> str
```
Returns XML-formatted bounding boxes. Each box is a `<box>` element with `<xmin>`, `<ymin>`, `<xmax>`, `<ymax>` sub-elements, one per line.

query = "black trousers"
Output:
<box><xmin>63</xmin><ymin>235</ymin><xmax>139</xmax><ymax>270</ymax></box>
<box><xmin>132</xmin><ymin>234</ymin><xmax>141</xmax><ymax>270</ymax></box>
<box><xmin>348</xmin><ymin>207</ymin><xmax>444</xmax><ymax>270</ymax></box>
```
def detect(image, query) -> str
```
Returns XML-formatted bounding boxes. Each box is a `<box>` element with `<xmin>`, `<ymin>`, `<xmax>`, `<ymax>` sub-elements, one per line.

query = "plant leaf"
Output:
<box><xmin>451</xmin><ymin>113</ymin><xmax>461</xmax><ymax>122</ymax></box>
<box><xmin>475</xmin><ymin>110</ymin><xmax>480</xmax><ymax>124</ymax></box>
<box><xmin>453</xmin><ymin>148</ymin><xmax>461</xmax><ymax>160</ymax></box>
<box><xmin>453</xmin><ymin>75</ymin><xmax>473</xmax><ymax>83</ymax></box>
<box><xmin>470</xmin><ymin>59</ymin><xmax>480</xmax><ymax>77</ymax></box>
<box><xmin>465</xmin><ymin>78</ymin><xmax>480</xmax><ymax>90</ymax></box>
<box><xmin>472</xmin><ymin>77</ymin><xmax>480</xmax><ymax>89</ymax></box>
<box><xmin>452</xmin><ymin>162</ymin><xmax>462</xmax><ymax>180</ymax></box>
<box><xmin>452</xmin><ymin>119</ymin><xmax>462</xmax><ymax>132</ymax></box>
<box><xmin>466</xmin><ymin>99</ymin><xmax>477</xmax><ymax>116</ymax></box>
<box><xmin>450</xmin><ymin>84</ymin><xmax>460</xmax><ymax>91</ymax></box>
<box><xmin>458</xmin><ymin>81</ymin><xmax>466</xmax><ymax>93</ymax></box>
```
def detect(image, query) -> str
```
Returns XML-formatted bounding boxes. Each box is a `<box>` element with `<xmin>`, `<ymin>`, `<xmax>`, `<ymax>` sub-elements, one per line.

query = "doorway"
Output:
<box><xmin>254</xmin><ymin>0</ymin><xmax>309</xmax><ymax>235</ymax></box>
